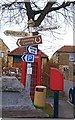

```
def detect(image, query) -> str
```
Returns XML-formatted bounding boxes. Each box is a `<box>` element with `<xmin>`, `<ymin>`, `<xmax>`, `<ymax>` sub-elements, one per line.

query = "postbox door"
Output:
<box><xmin>50</xmin><ymin>67</ymin><xmax>64</xmax><ymax>91</ymax></box>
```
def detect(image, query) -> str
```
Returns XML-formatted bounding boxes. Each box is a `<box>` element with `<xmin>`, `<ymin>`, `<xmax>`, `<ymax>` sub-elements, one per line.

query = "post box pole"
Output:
<box><xmin>54</xmin><ymin>90</ymin><xmax>59</xmax><ymax>118</ymax></box>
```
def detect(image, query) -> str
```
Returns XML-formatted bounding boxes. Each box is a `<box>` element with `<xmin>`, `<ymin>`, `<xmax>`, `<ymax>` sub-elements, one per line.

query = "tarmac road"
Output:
<box><xmin>46</xmin><ymin>98</ymin><xmax>74</xmax><ymax>119</ymax></box>
<box><xmin>64</xmin><ymin>80</ymin><xmax>75</xmax><ymax>98</ymax></box>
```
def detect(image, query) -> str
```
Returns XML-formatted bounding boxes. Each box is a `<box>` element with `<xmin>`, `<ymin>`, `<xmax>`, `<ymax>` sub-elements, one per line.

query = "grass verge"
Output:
<box><xmin>34</xmin><ymin>103</ymin><xmax>54</xmax><ymax>117</ymax></box>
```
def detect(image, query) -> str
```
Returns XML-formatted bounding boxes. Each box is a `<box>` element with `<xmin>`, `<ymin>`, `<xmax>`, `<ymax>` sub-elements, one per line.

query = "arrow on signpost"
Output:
<box><xmin>4</xmin><ymin>30</ymin><xmax>38</xmax><ymax>37</ymax></box>
<box><xmin>27</xmin><ymin>46</ymin><xmax>38</xmax><ymax>55</ymax></box>
<box><xmin>21</xmin><ymin>54</ymin><xmax>34</xmax><ymax>63</ymax></box>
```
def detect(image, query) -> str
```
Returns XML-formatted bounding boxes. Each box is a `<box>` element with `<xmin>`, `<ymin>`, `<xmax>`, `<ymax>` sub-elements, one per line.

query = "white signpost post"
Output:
<box><xmin>26</xmin><ymin>63</ymin><xmax>32</xmax><ymax>95</ymax></box>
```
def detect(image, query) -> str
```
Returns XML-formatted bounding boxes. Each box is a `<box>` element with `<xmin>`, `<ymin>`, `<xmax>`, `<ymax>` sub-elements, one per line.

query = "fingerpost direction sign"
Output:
<box><xmin>16</xmin><ymin>35</ymin><xmax>42</xmax><ymax>46</ymax></box>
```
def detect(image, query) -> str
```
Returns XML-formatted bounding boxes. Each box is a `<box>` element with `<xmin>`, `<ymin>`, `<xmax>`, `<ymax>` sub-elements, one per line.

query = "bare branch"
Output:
<box><xmin>0</xmin><ymin>1</ymin><xmax>75</xmax><ymax>28</ymax></box>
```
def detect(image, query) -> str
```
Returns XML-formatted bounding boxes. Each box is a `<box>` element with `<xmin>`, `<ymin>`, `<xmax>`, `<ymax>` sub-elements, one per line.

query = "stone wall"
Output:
<box><xmin>8</xmin><ymin>56</ymin><xmax>13</xmax><ymax>67</ymax></box>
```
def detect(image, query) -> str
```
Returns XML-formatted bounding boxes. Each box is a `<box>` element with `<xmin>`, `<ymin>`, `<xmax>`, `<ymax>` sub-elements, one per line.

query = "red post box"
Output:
<box><xmin>50</xmin><ymin>67</ymin><xmax>64</xmax><ymax>91</ymax></box>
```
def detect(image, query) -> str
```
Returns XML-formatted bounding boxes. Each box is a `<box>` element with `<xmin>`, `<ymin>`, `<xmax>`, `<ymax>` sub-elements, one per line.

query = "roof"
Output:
<box><xmin>8</xmin><ymin>46</ymin><xmax>48</xmax><ymax>58</ymax></box>
<box><xmin>0</xmin><ymin>38</ymin><xmax>10</xmax><ymax>51</ymax></box>
<box><xmin>57</xmin><ymin>45</ymin><xmax>75</xmax><ymax>53</ymax></box>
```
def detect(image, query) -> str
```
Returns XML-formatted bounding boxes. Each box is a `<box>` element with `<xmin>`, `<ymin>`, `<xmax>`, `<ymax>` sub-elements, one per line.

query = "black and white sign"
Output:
<box><xmin>26</xmin><ymin>46</ymin><xmax>38</xmax><ymax>55</ymax></box>
<box><xmin>21</xmin><ymin>54</ymin><xmax>34</xmax><ymax>63</ymax></box>
<box><xmin>27</xmin><ymin>68</ymin><xmax>32</xmax><ymax>74</ymax></box>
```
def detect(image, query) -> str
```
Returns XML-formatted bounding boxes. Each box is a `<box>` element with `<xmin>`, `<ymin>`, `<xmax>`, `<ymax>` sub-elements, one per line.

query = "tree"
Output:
<box><xmin>0</xmin><ymin>0</ymin><xmax>75</xmax><ymax>31</ymax></box>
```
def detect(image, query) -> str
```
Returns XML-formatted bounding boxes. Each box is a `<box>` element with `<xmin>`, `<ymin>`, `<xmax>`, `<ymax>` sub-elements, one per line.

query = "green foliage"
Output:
<box><xmin>34</xmin><ymin>103</ymin><xmax>53</xmax><ymax>117</ymax></box>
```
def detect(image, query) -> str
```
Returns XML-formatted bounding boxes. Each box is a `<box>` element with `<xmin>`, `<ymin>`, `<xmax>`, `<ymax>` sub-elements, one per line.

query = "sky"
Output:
<box><xmin>0</xmin><ymin>0</ymin><xmax>74</xmax><ymax>59</ymax></box>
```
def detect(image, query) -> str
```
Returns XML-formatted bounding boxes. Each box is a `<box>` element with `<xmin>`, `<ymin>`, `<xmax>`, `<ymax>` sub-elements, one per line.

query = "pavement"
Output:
<box><xmin>46</xmin><ymin>98</ymin><xmax>74</xmax><ymax>119</ymax></box>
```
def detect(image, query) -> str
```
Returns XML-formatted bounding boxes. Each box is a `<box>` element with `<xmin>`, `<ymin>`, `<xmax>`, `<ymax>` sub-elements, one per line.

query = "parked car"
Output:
<box><xmin>69</xmin><ymin>86</ymin><xmax>75</xmax><ymax>105</ymax></box>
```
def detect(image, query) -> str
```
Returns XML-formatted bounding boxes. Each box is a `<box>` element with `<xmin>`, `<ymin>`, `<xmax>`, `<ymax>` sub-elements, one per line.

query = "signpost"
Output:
<box><xmin>26</xmin><ymin>46</ymin><xmax>38</xmax><ymax>55</ymax></box>
<box><xmin>27</xmin><ymin>63</ymin><xmax>32</xmax><ymax>75</ymax></box>
<box><xmin>4</xmin><ymin>28</ymin><xmax>41</xmax><ymax>98</ymax></box>
<box><xmin>4</xmin><ymin>30</ymin><xmax>30</xmax><ymax>37</ymax></box>
<box><xmin>4</xmin><ymin>30</ymin><xmax>38</xmax><ymax>37</ymax></box>
<box><xmin>21</xmin><ymin>54</ymin><xmax>34</xmax><ymax>63</ymax></box>
<box><xmin>16</xmin><ymin>35</ymin><xmax>42</xmax><ymax>46</ymax></box>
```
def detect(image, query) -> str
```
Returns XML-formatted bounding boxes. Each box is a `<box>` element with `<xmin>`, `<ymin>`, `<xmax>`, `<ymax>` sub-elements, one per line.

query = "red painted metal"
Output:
<box><xmin>36</xmin><ymin>53</ymin><xmax>41</xmax><ymax>85</ymax></box>
<box><xmin>21</xmin><ymin>62</ymin><xmax>26</xmax><ymax>86</ymax></box>
<box><xmin>30</xmin><ymin>53</ymin><xmax>41</xmax><ymax>99</ymax></box>
<box><xmin>50</xmin><ymin>67</ymin><xmax>64</xmax><ymax>91</ymax></box>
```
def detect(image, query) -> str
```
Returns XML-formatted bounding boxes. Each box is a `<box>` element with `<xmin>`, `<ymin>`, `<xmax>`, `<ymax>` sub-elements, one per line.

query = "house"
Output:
<box><xmin>0</xmin><ymin>38</ymin><xmax>10</xmax><ymax>75</ymax></box>
<box><xmin>51</xmin><ymin>45</ymin><xmax>75</xmax><ymax>81</ymax></box>
<box><xmin>8</xmin><ymin>46</ymin><xmax>48</xmax><ymax>69</ymax></box>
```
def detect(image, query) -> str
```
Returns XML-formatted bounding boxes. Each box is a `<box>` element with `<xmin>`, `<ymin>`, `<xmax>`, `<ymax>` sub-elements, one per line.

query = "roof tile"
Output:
<box><xmin>8</xmin><ymin>46</ymin><xmax>48</xmax><ymax>58</ymax></box>
<box><xmin>57</xmin><ymin>45</ymin><xmax>75</xmax><ymax>53</ymax></box>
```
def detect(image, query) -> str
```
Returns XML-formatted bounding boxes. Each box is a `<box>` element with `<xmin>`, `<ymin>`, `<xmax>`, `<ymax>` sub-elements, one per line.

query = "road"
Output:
<box><xmin>64</xmin><ymin>80</ymin><xmax>75</xmax><ymax>98</ymax></box>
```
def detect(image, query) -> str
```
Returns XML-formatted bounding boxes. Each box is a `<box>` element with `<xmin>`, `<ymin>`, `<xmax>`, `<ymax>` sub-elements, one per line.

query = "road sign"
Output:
<box><xmin>4</xmin><ymin>30</ymin><xmax>29</xmax><ymax>37</ymax></box>
<box><xmin>16</xmin><ymin>35</ymin><xmax>42</xmax><ymax>46</ymax></box>
<box><xmin>4</xmin><ymin>30</ymin><xmax>38</xmax><ymax>37</ymax></box>
<box><xmin>26</xmin><ymin>46</ymin><xmax>38</xmax><ymax>55</ymax></box>
<box><xmin>27</xmin><ymin>68</ymin><xmax>32</xmax><ymax>74</ymax></box>
<box><xmin>21</xmin><ymin>54</ymin><xmax>34</xmax><ymax>63</ymax></box>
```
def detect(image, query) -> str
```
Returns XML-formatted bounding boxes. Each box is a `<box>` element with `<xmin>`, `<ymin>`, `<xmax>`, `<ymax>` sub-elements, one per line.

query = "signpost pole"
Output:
<box><xmin>54</xmin><ymin>90</ymin><xmax>59</xmax><ymax>118</ymax></box>
<box><xmin>26</xmin><ymin>70</ymin><xmax>31</xmax><ymax>96</ymax></box>
<box><xmin>25</xmin><ymin>31</ymin><xmax>32</xmax><ymax>96</ymax></box>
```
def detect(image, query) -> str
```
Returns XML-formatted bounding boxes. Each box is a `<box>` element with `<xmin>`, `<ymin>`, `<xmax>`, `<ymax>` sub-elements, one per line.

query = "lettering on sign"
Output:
<box><xmin>16</xmin><ymin>35</ymin><xmax>42</xmax><ymax>46</ymax></box>
<box><xmin>4</xmin><ymin>30</ymin><xmax>38</xmax><ymax>37</ymax></box>
<box><xmin>4</xmin><ymin>30</ymin><xmax>29</xmax><ymax>37</ymax></box>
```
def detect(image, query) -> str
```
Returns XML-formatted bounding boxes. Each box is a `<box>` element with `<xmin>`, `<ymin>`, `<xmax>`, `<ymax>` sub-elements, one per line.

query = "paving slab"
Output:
<box><xmin>46</xmin><ymin>98</ymin><xmax>74</xmax><ymax>119</ymax></box>
<box><xmin>1</xmin><ymin>109</ymin><xmax>49</xmax><ymax>118</ymax></box>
